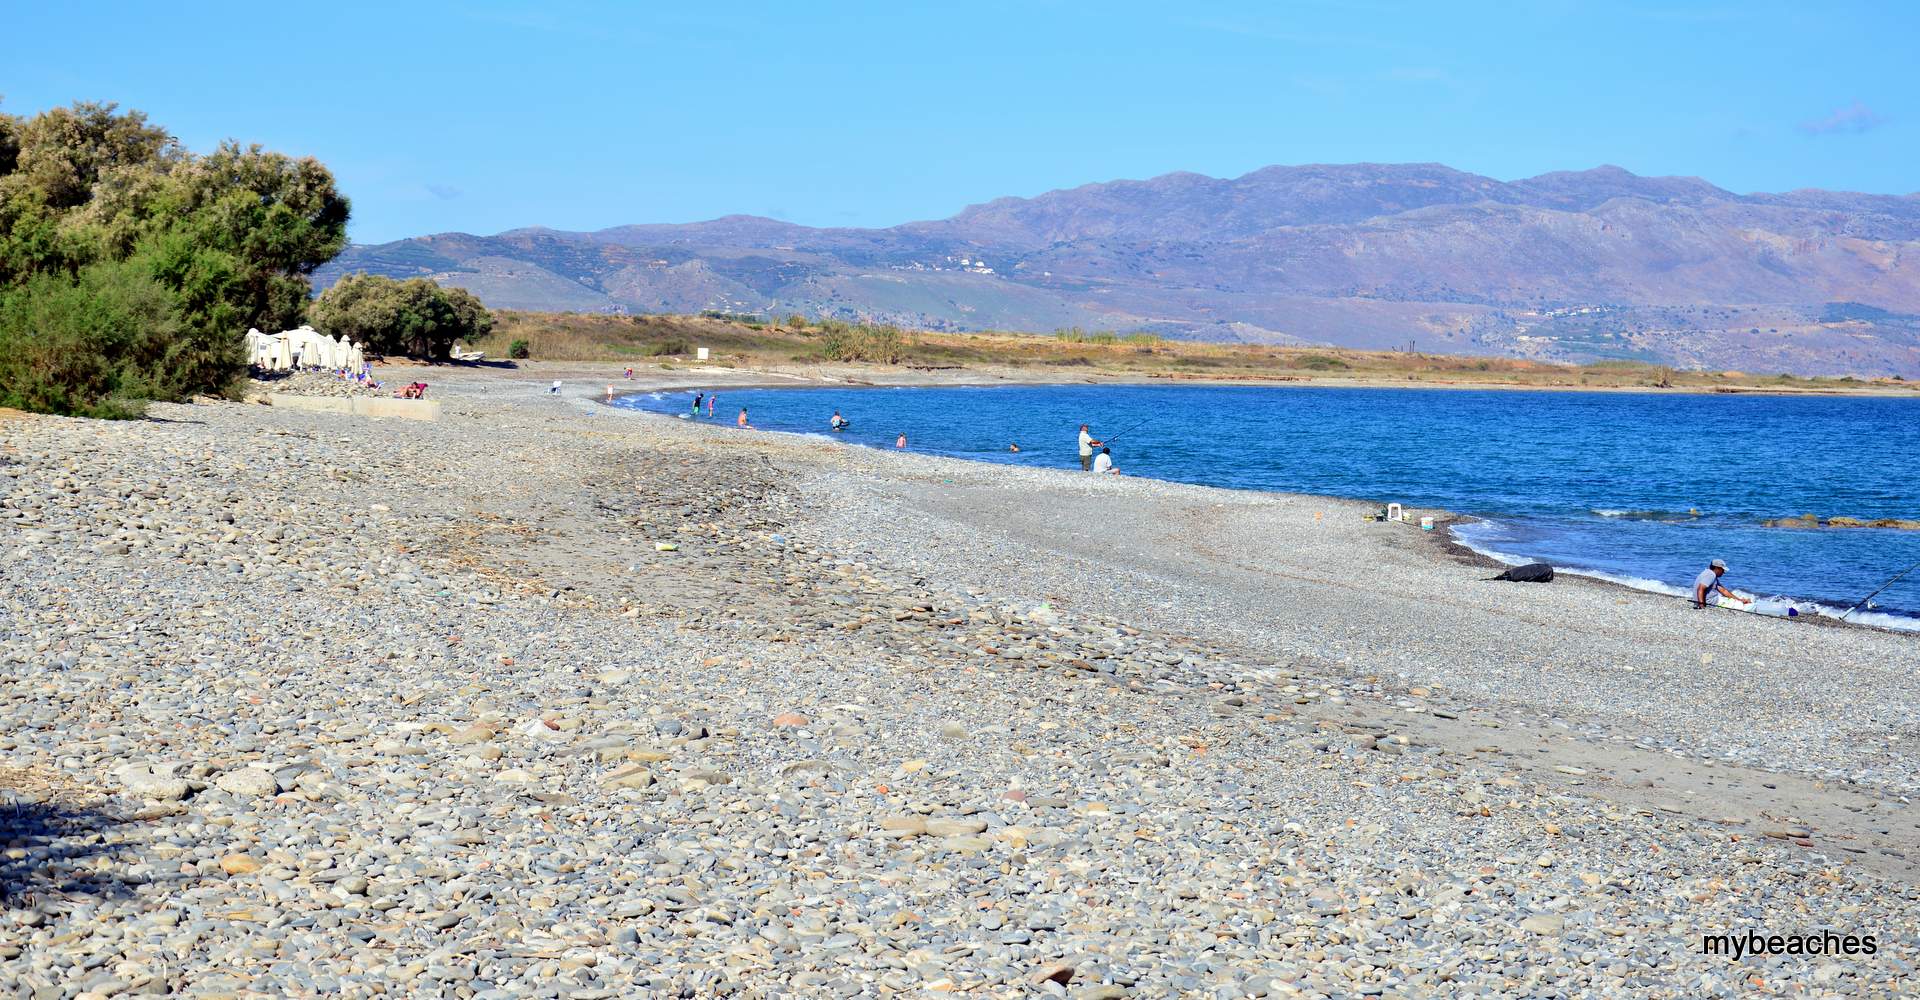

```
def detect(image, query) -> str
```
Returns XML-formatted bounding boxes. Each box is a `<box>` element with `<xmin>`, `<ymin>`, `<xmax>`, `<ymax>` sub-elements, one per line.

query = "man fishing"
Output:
<box><xmin>1077</xmin><ymin>424</ymin><xmax>1102</xmax><ymax>471</ymax></box>
<box><xmin>1693</xmin><ymin>559</ymin><xmax>1750</xmax><ymax>610</ymax></box>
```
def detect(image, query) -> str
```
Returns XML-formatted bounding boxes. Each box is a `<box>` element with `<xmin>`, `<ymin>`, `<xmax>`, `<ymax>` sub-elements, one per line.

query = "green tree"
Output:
<box><xmin>310</xmin><ymin>273</ymin><xmax>493</xmax><ymax>360</ymax></box>
<box><xmin>0</xmin><ymin>101</ymin><xmax>350</xmax><ymax>415</ymax></box>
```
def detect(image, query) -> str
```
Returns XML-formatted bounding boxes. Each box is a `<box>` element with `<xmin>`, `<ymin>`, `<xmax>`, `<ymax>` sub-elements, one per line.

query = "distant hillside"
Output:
<box><xmin>319</xmin><ymin>164</ymin><xmax>1920</xmax><ymax>376</ymax></box>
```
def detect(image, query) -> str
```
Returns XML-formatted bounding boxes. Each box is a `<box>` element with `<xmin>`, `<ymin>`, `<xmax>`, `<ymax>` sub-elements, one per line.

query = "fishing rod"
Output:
<box><xmin>1838</xmin><ymin>555</ymin><xmax>1920</xmax><ymax>621</ymax></box>
<box><xmin>1098</xmin><ymin>416</ymin><xmax>1155</xmax><ymax>445</ymax></box>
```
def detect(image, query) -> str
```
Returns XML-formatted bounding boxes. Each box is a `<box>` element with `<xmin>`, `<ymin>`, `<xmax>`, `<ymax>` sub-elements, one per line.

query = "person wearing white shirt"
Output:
<box><xmin>1092</xmin><ymin>447</ymin><xmax>1117</xmax><ymax>475</ymax></box>
<box><xmin>1692</xmin><ymin>559</ymin><xmax>1747</xmax><ymax>609</ymax></box>
<box><xmin>1077</xmin><ymin>424</ymin><xmax>1103</xmax><ymax>470</ymax></box>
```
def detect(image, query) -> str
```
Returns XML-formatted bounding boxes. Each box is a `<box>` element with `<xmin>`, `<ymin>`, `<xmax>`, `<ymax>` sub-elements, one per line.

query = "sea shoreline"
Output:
<box><xmin>402</xmin><ymin>355</ymin><xmax>1920</xmax><ymax>399</ymax></box>
<box><xmin>602</xmin><ymin>380</ymin><xmax>1920</xmax><ymax>636</ymax></box>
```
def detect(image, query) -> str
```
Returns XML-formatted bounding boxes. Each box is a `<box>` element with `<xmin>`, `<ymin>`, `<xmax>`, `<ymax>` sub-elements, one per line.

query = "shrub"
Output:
<box><xmin>818</xmin><ymin>320</ymin><xmax>907</xmax><ymax>363</ymax></box>
<box><xmin>651</xmin><ymin>337</ymin><xmax>690</xmax><ymax>356</ymax></box>
<box><xmin>508</xmin><ymin>338</ymin><xmax>530</xmax><ymax>359</ymax></box>
<box><xmin>1296</xmin><ymin>354</ymin><xmax>1351</xmax><ymax>371</ymax></box>
<box><xmin>0</xmin><ymin>260</ymin><xmax>182</xmax><ymax>418</ymax></box>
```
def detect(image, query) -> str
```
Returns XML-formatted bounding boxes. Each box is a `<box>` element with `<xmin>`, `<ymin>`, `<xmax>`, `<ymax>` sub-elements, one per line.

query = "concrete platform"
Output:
<box><xmin>267</xmin><ymin>394</ymin><xmax>442</xmax><ymax>421</ymax></box>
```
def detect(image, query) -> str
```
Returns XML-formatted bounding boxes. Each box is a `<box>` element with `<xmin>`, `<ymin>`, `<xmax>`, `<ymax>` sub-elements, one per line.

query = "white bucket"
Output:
<box><xmin>1387</xmin><ymin>503</ymin><xmax>1403</xmax><ymax>522</ymax></box>
<box><xmin>1420</xmin><ymin>516</ymin><xmax>1434</xmax><ymax>531</ymax></box>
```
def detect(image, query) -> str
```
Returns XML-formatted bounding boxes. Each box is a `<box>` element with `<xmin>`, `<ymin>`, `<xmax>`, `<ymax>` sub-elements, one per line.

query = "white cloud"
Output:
<box><xmin>1799</xmin><ymin>101</ymin><xmax>1886</xmax><ymax>136</ymax></box>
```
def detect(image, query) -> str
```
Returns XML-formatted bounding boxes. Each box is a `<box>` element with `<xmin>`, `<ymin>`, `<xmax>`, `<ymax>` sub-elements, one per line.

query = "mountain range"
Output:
<box><xmin>317</xmin><ymin>163</ymin><xmax>1920</xmax><ymax>376</ymax></box>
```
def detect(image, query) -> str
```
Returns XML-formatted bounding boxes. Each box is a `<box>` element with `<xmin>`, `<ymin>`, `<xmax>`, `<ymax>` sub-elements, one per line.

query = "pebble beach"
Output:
<box><xmin>3</xmin><ymin>366</ymin><xmax>1916</xmax><ymax>999</ymax></box>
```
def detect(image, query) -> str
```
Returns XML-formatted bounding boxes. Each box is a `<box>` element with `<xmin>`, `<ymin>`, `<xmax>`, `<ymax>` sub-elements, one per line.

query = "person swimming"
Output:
<box><xmin>1008</xmin><ymin>443</ymin><xmax>1020</xmax><ymax>452</ymax></box>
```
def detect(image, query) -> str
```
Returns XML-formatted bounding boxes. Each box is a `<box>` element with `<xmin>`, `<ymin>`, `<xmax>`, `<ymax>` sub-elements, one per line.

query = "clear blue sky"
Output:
<box><xmin>6</xmin><ymin>1</ymin><xmax>1910</xmax><ymax>243</ymax></box>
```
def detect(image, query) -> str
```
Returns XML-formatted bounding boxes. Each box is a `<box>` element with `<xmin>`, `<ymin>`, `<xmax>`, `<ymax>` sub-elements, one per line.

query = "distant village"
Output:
<box><xmin>891</xmin><ymin>255</ymin><xmax>996</xmax><ymax>275</ymax></box>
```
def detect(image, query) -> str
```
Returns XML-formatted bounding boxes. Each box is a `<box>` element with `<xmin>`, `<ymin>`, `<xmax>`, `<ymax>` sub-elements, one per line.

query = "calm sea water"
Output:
<box><xmin>615</xmin><ymin>384</ymin><xmax>1920</xmax><ymax>631</ymax></box>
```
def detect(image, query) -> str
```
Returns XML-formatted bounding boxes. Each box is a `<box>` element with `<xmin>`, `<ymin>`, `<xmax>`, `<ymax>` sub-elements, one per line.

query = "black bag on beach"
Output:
<box><xmin>1490</xmin><ymin>563</ymin><xmax>1555</xmax><ymax>583</ymax></box>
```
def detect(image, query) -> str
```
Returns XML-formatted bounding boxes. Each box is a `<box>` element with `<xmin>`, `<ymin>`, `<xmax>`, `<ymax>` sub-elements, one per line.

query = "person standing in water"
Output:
<box><xmin>830</xmin><ymin>410</ymin><xmax>848</xmax><ymax>431</ymax></box>
<box><xmin>1075</xmin><ymin>420</ymin><xmax>1105</xmax><ymax>468</ymax></box>
<box><xmin>692</xmin><ymin>392</ymin><xmax>703</xmax><ymax>415</ymax></box>
<box><xmin>707</xmin><ymin>394</ymin><xmax>715</xmax><ymax>417</ymax></box>
<box><xmin>738</xmin><ymin>408</ymin><xmax>749</xmax><ymax>427</ymax></box>
<box><xmin>1692</xmin><ymin>559</ymin><xmax>1750</xmax><ymax>609</ymax></box>
<box><xmin>895</xmin><ymin>433</ymin><xmax>907</xmax><ymax>449</ymax></box>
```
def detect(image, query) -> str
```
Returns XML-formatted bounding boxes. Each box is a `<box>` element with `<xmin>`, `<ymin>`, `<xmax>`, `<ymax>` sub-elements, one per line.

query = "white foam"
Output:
<box><xmin>1448</xmin><ymin>524</ymin><xmax>1920</xmax><ymax>632</ymax></box>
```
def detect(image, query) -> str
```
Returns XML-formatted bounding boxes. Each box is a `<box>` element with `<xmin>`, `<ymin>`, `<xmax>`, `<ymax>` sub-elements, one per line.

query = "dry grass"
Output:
<box><xmin>472</xmin><ymin>310</ymin><xmax>1919</xmax><ymax>393</ymax></box>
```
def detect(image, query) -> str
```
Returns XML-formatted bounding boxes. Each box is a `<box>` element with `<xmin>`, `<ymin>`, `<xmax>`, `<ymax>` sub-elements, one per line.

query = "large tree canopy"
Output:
<box><xmin>0</xmin><ymin>101</ymin><xmax>349</xmax><ymax>416</ymax></box>
<box><xmin>311</xmin><ymin>273</ymin><xmax>492</xmax><ymax>361</ymax></box>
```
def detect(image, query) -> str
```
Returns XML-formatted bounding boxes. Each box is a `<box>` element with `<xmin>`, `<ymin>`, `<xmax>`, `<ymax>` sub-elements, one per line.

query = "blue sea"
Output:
<box><xmin>615</xmin><ymin>384</ymin><xmax>1920</xmax><ymax>632</ymax></box>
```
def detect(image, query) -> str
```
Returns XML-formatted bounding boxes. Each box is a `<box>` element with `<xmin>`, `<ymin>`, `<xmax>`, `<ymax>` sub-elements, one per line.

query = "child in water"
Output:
<box><xmin>896</xmin><ymin>433</ymin><xmax>907</xmax><ymax>449</ymax></box>
<box><xmin>738</xmin><ymin>408</ymin><xmax>750</xmax><ymax>427</ymax></box>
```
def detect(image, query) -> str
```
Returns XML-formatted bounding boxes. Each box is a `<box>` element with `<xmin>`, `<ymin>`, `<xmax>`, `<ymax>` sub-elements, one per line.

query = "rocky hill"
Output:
<box><xmin>318</xmin><ymin>164</ymin><xmax>1920</xmax><ymax>376</ymax></box>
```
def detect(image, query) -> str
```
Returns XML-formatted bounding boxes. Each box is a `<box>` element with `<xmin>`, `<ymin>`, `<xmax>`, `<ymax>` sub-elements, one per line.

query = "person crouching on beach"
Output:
<box><xmin>1693</xmin><ymin>559</ymin><xmax>1750</xmax><ymax>609</ymax></box>
<box><xmin>1092</xmin><ymin>446</ymin><xmax>1118</xmax><ymax>475</ymax></box>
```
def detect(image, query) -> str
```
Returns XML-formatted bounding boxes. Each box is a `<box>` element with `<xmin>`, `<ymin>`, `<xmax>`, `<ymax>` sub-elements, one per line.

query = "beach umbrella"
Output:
<box><xmin>291</xmin><ymin>326</ymin><xmax>322</xmax><ymax>368</ymax></box>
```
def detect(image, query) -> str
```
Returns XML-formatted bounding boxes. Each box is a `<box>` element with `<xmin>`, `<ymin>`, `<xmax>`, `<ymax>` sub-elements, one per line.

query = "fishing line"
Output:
<box><xmin>1099</xmin><ymin>416</ymin><xmax>1155</xmax><ymax>445</ymax></box>
<box><xmin>1838</xmin><ymin>555</ymin><xmax>1920</xmax><ymax>621</ymax></box>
